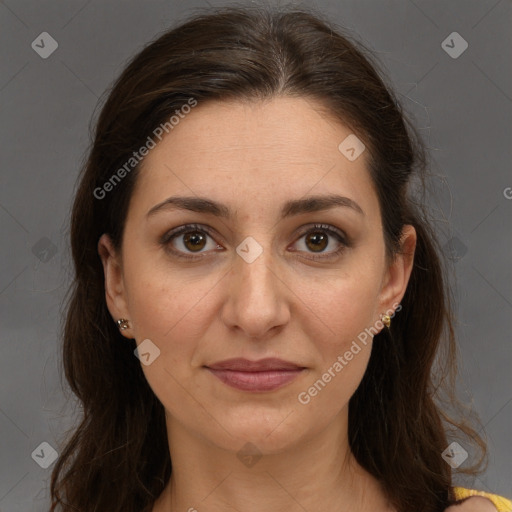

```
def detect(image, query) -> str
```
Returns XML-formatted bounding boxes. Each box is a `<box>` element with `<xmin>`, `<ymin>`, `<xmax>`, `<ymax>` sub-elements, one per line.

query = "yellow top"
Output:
<box><xmin>454</xmin><ymin>487</ymin><xmax>512</xmax><ymax>511</ymax></box>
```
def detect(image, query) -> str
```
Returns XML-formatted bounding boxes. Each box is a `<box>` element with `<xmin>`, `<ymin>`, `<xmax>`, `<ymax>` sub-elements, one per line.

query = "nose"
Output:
<box><xmin>220</xmin><ymin>241</ymin><xmax>290</xmax><ymax>340</ymax></box>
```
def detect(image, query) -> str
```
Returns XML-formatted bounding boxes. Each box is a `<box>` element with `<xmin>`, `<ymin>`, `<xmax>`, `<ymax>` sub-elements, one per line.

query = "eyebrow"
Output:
<box><xmin>146</xmin><ymin>194</ymin><xmax>365</xmax><ymax>219</ymax></box>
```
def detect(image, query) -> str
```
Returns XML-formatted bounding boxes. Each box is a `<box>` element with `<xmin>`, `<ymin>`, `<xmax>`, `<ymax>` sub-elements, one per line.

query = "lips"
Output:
<box><xmin>206</xmin><ymin>357</ymin><xmax>303</xmax><ymax>371</ymax></box>
<box><xmin>204</xmin><ymin>358</ymin><xmax>306</xmax><ymax>392</ymax></box>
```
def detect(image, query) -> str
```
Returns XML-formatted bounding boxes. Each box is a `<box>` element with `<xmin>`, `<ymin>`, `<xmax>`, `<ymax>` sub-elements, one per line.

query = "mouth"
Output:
<box><xmin>204</xmin><ymin>358</ymin><xmax>306</xmax><ymax>392</ymax></box>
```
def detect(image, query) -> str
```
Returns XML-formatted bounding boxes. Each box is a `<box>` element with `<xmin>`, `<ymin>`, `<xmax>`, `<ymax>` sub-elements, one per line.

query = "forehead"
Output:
<box><xmin>131</xmin><ymin>96</ymin><xmax>378</xmax><ymax>222</ymax></box>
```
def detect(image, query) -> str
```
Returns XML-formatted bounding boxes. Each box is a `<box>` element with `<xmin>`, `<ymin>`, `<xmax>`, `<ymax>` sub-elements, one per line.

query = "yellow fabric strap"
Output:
<box><xmin>453</xmin><ymin>486</ymin><xmax>512</xmax><ymax>512</ymax></box>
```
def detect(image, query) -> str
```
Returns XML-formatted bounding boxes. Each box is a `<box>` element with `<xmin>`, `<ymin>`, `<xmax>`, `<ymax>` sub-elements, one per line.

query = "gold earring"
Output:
<box><xmin>117</xmin><ymin>318</ymin><xmax>130</xmax><ymax>330</ymax></box>
<box><xmin>381</xmin><ymin>314</ymin><xmax>391</xmax><ymax>328</ymax></box>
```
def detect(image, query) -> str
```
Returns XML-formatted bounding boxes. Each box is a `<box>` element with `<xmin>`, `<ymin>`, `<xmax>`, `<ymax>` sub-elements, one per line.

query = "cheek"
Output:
<box><xmin>299</xmin><ymin>267</ymin><xmax>381</xmax><ymax>354</ymax></box>
<box><xmin>295</xmin><ymin>274</ymin><xmax>378</xmax><ymax>420</ymax></box>
<box><xmin>292</xmin><ymin>267</ymin><xmax>380</xmax><ymax>414</ymax></box>
<box><xmin>122</xmin><ymin>264</ymin><xmax>217</xmax><ymax>413</ymax></box>
<box><xmin>124</xmin><ymin>243</ymin><xmax>382</xmax><ymax>361</ymax></box>
<box><xmin>123</xmin><ymin>257</ymin><xmax>221</xmax><ymax>358</ymax></box>
<box><xmin>295</xmin><ymin>343</ymin><xmax>372</xmax><ymax>438</ymax></box>
<box><xmin>128</xmin><ymin>280</ymin><xmax>194</xmax><ymax>339</ymax></box>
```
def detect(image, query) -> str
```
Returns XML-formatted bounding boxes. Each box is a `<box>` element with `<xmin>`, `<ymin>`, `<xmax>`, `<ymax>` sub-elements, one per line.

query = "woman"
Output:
<box><xmin>50</xmin><ymin>5</ymin><xmax>511</xmax><ymax>512</ymax></box>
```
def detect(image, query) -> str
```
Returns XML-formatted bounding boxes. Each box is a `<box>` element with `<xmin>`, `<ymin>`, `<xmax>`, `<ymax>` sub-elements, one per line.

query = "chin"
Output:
<box><xmin>210</xmin><ymin>413</ymin><xmax>306</xmax><ymax>454</ymax></box>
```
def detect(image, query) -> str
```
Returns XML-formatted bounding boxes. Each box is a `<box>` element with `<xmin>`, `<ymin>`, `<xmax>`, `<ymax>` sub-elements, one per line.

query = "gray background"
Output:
<box><xmin>0</xmin><ymin>0</ymin><xmax>510</xmax><ymax>510</ymax></box>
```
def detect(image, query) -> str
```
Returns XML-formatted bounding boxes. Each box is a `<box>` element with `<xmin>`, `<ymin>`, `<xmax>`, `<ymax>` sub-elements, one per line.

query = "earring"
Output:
<box><xmin>117</xmin><ymin>318</ymin><xmax>130</xmax><ymax>330</ymax></box>
<box><xmin>381</xmin><ymin>314</ymin><xmax>391</xmax><ymax>328</ymax></box>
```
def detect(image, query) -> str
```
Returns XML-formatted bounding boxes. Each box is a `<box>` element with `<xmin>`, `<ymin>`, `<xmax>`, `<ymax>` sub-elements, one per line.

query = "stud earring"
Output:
<box><xmin>381</xmin><ymin>314</ymin><xmax>391</xmax><ymax>328</ymax></box>
<box><xmin>117</xmin><ymin>318</ymin><xmax>130</xmax><ymax>330</ymax></box>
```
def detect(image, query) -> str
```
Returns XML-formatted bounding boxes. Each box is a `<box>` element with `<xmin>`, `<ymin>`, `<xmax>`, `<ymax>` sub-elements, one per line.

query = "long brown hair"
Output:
<box><xmin>51</xmin><ymin>5</ymin><xmax>487</xmax><ymax>511</ymax></box>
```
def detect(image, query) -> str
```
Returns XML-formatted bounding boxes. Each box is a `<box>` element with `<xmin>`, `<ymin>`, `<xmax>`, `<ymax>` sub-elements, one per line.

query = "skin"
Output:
<box><xmin>446</xmin><ymin>498</ymin><xmax>499</xmax><ymax>512</ymax></box>
<box><xmin>98</xmin><ymin>97</ymin><xmax>495</xmax><ymax>512</ymax></box>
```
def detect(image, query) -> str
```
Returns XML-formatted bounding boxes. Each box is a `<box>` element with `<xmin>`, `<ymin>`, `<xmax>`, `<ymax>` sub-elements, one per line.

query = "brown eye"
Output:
<box><xmin>160</xmin><ymin>223</ymin><xmax>222</xmax><ymax>260</ymax></box>
<box><xmin>291</xmin><ymin>223</ymin><xmax>350</xmax><ymax>262</ymax></box>
<box><xmin>183</xmin><ymin>231</ymin><xmax>207</xmax><ymax>252</ymax></box>
<box><xmin>305</xmin><ymin>231</ymin><xmax>328</xmax><ymax>252</ymax></box>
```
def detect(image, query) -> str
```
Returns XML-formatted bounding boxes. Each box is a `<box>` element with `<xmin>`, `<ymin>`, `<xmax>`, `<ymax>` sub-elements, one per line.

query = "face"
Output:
<box><xmin>99</xmin><ymin>96</ymin><xmax>416</xmax><ymax>454</ymax></box>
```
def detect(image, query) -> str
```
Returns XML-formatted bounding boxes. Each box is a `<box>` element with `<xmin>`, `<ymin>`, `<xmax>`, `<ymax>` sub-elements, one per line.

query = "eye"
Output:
<box><xmin>290</xmin><ymin>223</ymin><xmax>349</xmax><ymax>261</ymax></box>
<box><xmin>160</xmin><ymin>222</ymin><xmax>350</xmax><ymax>262</ymax></box>
<box><xmin>160</xmin><ymin>223</ymin><xmax>223</xmax><ymax>260</ymax></box>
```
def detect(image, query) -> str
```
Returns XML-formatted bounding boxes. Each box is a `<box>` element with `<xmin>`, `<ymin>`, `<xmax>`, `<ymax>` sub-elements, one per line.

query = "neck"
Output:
<box><xmin>152</xmin><ymin>406</ymin><xmax>393</xmax><ymax>512</ymax></box>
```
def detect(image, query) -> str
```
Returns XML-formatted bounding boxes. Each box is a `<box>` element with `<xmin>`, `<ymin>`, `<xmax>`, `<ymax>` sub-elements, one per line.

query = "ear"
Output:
<box><xmin>97</xmin><ymin>233</ymin><xmax>132</xmax><ymax>338</ymax></box>
<box><xmin>376</xmin><ymin>224</ymin><xmax>416</xmax><ymax>322</ymax></box>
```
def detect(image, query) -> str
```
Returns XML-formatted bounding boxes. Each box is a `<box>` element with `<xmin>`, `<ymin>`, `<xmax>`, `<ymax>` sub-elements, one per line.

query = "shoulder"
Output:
<box><xmin>445</xmin><ymin>496</ymin><xmax>499</xmax><ymax>511</ymax></box>
<box><xmin>449</xmin><ymin>487</ymin><xmax>512</xmax><ymax>512</ymax></box>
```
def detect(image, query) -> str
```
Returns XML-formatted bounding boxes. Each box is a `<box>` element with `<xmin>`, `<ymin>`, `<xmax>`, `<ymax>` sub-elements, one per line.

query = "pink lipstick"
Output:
<box><xmin>205</xmin><ymin>357</ymin><xmax>306</xmax><ymax>392</ymax></box>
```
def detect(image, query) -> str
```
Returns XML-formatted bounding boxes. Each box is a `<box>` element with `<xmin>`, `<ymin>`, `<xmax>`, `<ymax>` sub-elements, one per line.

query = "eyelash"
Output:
<box><xmin>160</xmin><ymin>223</ymin><xmax>350</xmax><ymax>262</ymax></box>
